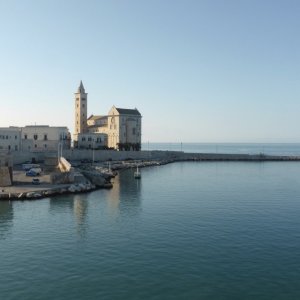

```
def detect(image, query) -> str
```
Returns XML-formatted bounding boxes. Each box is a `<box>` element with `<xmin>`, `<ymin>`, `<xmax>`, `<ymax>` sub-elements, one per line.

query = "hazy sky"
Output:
<box><xmin>1</xmin><ymin>0</ymin><xmax>299</xmax><ymax>142</ymax></box>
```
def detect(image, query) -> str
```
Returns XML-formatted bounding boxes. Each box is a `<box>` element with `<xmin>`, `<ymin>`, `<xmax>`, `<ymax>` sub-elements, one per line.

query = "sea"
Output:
<box><xmin>142</xmin><ymin>142</ymin><xmax>300</xmax><ymax>156</ymax></box>
<box><xmin>1</xmin><ymin>144</ymin><xmax>300</xmax><ymax>299</ymax></box>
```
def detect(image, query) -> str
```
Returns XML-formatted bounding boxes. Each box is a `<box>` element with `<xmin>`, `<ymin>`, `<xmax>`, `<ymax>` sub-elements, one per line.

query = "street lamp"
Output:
<box><xmin>57</xmin><ymin>142</ymin><xmax>61</xmax><ymax>166</ymax></box>
<box><xmin>57</xmin><ymin>142</ymin><xmax>63</xmax><ymax>166</ymax></box>
<box><xmin>92</xmin><ymin>139</ymin><xmax>95</xmax><ymax>165</ymax></box>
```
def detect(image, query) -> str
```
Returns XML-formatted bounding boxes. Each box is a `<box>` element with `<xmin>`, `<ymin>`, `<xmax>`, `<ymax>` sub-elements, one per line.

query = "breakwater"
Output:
<box><xmin>11</xmin><ymin>149</ymin><xmax>300</xmax><ymax>165</ymax></box>
<box><xmin>180</xmin><ymin>152</ymin><xmax>300</xmax><ymax>161</ymax></box>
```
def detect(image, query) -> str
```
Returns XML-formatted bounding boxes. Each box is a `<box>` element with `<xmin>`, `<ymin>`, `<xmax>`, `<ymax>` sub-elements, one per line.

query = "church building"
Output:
<box><xmin>73</xmin><ymin>81</ymin><xmax>142</xmax><ymax>150</ymax></box>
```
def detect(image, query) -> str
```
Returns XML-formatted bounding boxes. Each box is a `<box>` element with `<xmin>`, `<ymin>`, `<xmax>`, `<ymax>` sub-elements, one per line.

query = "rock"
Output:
<box><xmin>26</xmin><ymin>192</ymin><xmax>42</xmax><ymax>199</ymax></box>
<box><xmin>68</xmin><ymin>185</ymin><xmax>77</xmax><ymax>193</ymax></box>
<box><xmin>78</xmin><ymin>183</ymin><xmax>86</xmax><ymax>191</ymax></box>
<box><xmin>44</xmin><ymin>190</ymin><xmax>55</xmax><ymax>196</ymax></box>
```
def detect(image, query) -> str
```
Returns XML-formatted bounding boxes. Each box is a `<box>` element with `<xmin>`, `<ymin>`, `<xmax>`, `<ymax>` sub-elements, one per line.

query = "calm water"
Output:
<box><xmin>1</xmin><ymin>162</ymin><xmax>300</xmax><ymax>299</ymax></box>
<box><xmin>142</xmin><ymin>142</ymin><xmax>300</xmax><ymax>156</ymax></box>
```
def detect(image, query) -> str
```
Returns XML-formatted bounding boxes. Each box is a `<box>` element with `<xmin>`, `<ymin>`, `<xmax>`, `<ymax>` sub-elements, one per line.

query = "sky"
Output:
<box><xmin>0</xmin><ymin>0</ymin><xmax>300</xmax><ymax>143</ymax></box>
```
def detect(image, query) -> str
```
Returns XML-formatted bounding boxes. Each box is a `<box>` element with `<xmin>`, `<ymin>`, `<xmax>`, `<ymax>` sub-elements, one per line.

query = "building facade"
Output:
<box><xmin>21</xmin><ymin>126</ymin><xmax>71</xmax><ymax>152</ymax></box>
<box><xmin>0</xmin><ymin>127</ymin><xmax>21</xmax><ymax>152</ymax></box>
<box><xmin>74</xmin><ymin>132</ymin><xmax>107</xmax><ymax>149</ymax></box>
<box><xmin>0</xmin><ymin>126</ymin><xmax>71</xmax><ymax>152</ymax></box>
<box><xmin>106</xmin><ymin>106</ymin><xmax>142</xmax><ymax>149</ymax></box>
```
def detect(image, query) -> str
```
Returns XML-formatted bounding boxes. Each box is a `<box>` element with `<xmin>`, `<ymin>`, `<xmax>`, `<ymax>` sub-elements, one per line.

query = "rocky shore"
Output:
<box><xmin>0</xmin><ymin>182</ymin><xmax>109</xmax><ymax>201</ymax></box>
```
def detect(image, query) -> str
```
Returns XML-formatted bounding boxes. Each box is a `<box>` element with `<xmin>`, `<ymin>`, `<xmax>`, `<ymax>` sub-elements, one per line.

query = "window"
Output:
<box><xmin>82</xmin><ymin>104</ymin><xmax>85</xmax><ymax>108</ymax></box>
<box><xmin>6</xmin><ymin>135</ymin><xmax>8</xmax><ymax>139</ymax></box>
<box><xmin>34</xmin><ymin>134</ymin><xmax>38</xmax><ymax>140</ymax></box>
<box><xmin>24</xmin><ymin>134</ymin><xmax>27</xmax><ymax>139</ymax></box>
<box><xmin>82</xmin><ymin>137</ymin><xmax>86</xmax><ymax>141</ymax></box>
<box><xmin>15</xmin><ymin>135</ymin><xmax>17</xmax><ymax>140</ymax></box>
<box><xmin>132</xmin><ymin>128</ymin><xmax>136</xmax><ymax>135</ymax></box>
<box><xmin>35</xmin><ymin>144</ymin><xmax>37</xmax><ymax>148</ymax></box>
<box><xmin>15</xmin><ymin>145</ymin><xmax>18</xmax><ymax>151</ymax></box>
<box><xmin>44</xmin><ymin>144</ymin><xmax>47</xmax><ymax>148</ymax></box>
<box><xmin>8</xmin><ymin>145</ymin><xmax>11</xmax><ymax>150</ymax></box>
<box><xmin>88</xmin><ymin>137</ymin><xmax>92</xmax><ymax>141</ymax></box>
<box><xmin>44</xmin><ymin>134</ymin><xmax>48</xmax><ymax>141</ymax></box>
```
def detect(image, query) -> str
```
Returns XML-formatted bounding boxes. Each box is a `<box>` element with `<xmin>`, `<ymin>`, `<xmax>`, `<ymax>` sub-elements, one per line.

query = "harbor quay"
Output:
<box><xmin>1</xmin><ymin>149</ymin><xmax>300</xmax><ymax>201</ymax></box>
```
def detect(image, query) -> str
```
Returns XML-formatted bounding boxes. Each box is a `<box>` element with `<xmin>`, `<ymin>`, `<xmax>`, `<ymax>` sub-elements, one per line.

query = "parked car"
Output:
<box><xmin>22</xmin><ymin>164</ymin><xmax>40</xmax><ymax>171</ymax></box>
<box><xmin>26</xmin><ymin>168</ymin><xmax>42</xmax><ymax>176</ymax></box>
<box><xmin>26</xmin><ymin>170</ymin><xmax>36</xmax><ymax>176</ymax></box>
<box><xmin>32</xmin><ymin>178</ymin><xmax>40</xmax><ymax>185</ymax></box>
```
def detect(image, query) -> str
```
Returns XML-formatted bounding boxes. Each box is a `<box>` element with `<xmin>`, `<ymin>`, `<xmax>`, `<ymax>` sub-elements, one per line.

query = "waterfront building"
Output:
<box><xmin>21</xmin><ymin>125</ymin><xmax>71</xmax><ymax>152</ymax></box>
<box><xmin>74</xmin><ymin>132</ymin><xmax>107</xmax><ymax>149</ymax></box>
<box><xmin>0</xmin><ymin>126</ymin><xmax>71</xmax><ymax>152</ymax></box>
<box><xmin>0</xmin><ymin>127</ymin><xmax>21</xmax><ymax>152</ymax></box>
<box><xmin>106</xmin><ymin>106</ymin><xmax>142</xmax><ymax>149</ymax></box>
<box><xmin>73</xmin><ymin>81</ymin><xmax>142</xmax><ymax>150</ymax></box>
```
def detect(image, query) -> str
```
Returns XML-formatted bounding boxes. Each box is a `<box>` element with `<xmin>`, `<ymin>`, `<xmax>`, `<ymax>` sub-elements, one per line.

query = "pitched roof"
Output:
<box><xmin>115</xmin><ymin>108</ymin><xmax>141</xmax><ymax>116</ymax></box>
<box><xmin>87</xmin><ymin>115</ymin><xmax>106</xmax><ymax>120</ymax></box>
<box><xmin>77</xmin><ymin>80</ymin><xmax>85</xmax><ymax>93</ymax></box>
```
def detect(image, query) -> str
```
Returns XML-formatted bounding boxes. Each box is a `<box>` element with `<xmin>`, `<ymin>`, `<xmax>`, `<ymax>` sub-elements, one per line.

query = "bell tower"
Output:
<box><xmin>74</xmin><ymin>81</ymin><xmax>88</xmax><ymax>134</ymax></box>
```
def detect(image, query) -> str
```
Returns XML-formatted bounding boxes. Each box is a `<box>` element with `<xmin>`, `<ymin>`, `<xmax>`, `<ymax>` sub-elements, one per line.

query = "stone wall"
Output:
<box><xmin>0</xmin><ymin>167</ymin><xmax>12</xmax><ymax>186</ymax></box>
<box><xmin>11</xmin><ymin>149</ymin><xmax>179</xmax><ymax>165</ymax></box>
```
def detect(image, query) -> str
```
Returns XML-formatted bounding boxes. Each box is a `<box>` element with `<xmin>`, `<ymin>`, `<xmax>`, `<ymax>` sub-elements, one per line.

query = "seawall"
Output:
<box><xmin>11</xmin><ymin>149</ymin><xmax>300</xmax><ymax>165</ymax></box>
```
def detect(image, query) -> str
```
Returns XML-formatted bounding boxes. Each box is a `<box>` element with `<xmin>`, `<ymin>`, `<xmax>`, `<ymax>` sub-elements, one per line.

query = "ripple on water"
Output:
<box><xmin>1</xmin><ymin>162</ymin><xmax>300</xmax><ymax>299</ymax></box>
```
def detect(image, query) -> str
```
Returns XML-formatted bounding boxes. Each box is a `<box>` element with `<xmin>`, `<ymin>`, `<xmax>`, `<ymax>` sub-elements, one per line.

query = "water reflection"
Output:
<box><xmin>0</xmin><ymin>201</ymin><xmax>13</xmax><ymax>239</ymax></box>
<box><xmin>73</xmin><ymin>194</ymin><xmax>88</xmax><ymax>236</ymax></box>
<box><xmin>47</xmin><ymin>169</ymin><xmax>143</xmax><ymax>228</ymax></box>
<box><xmin>49</xmin><ymin>194</ymin><xmax>89</xmax><ymax>237</ymax></box>
<box><xmin>49</xmin><ymin>195</ymin><xmax>74</xmax><ymax>214</ymax></box>
<box><xmin>107</xmin><ymin>169</ymin><xmax>142</xmax><ymax>218</ymax></box>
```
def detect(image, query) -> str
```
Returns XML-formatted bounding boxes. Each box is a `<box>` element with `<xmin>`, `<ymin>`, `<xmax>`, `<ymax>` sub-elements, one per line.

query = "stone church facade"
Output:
<box><xmin>73</xmin><ymin>82</ymin><xmax>142</xmax><ymax>150</ymax></box>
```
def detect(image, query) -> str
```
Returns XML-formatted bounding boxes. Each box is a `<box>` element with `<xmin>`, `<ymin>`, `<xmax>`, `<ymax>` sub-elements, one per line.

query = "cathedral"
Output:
<box><xmin>73</xmin><ymin>81</ymin><xmax>142</xmax><ymax>150</ymax></box>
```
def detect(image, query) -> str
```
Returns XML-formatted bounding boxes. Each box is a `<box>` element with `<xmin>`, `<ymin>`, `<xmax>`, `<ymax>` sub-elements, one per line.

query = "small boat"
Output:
<box><xmin>134</xmin><ymin>165</ymin><xmax>141</xmax><ymax>179</ymax></box>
